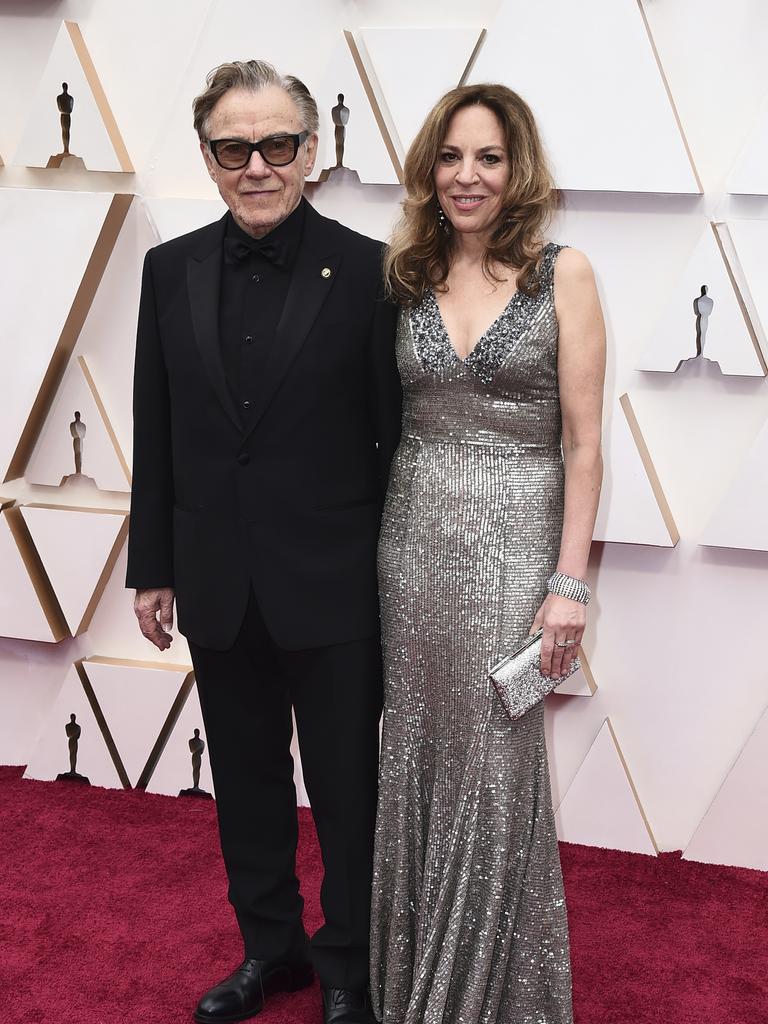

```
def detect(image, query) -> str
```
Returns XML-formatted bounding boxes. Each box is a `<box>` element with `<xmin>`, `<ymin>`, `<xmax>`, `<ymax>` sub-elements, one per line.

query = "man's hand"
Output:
<box><xmin>134</xmin><ymin>587</ymin><xmax>175</xmax><ymax>651</ymax></box>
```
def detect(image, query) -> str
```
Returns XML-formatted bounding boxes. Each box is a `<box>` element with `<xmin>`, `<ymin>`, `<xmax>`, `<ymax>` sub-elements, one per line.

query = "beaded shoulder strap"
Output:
<box><xmin>536</xmin><ymin>242</ymin><xmax>567</xmax><ymax>289</ymax></box>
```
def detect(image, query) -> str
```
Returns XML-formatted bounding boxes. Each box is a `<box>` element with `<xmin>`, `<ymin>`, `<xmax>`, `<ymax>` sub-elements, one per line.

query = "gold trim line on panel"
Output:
<box><xmin>78</xmin><ymin>355</ymin><xmax>133</xmax><ymax>485</ymax></box>
<box><xmin>711</xmin><ymin>222</ymin><xmax>768</xmax><ymax>375</ymax></box>
<box><xmin>75</xmin><ymin>516</ymin><xmax>129</xmax><ymax>635</ymax></box>
<box><xmin>85</xmin><ymin>655</ymin><xmax>194</xmax><ymax>673</ymax></box>
<box><xmin>343</xmin><ymin>30</ymin><xmax>403</xmax><ymax>184</ymax></box>
<box><xmin>607</xmin><ymin>718</ymin><xmax>659</xmax><ymax>854</ymax></box>
<box><xmin>458</xmin><ymin>29</ymin><xmax>487</xmax><ymax>86</ymax></box>
<box><xmin>75</xmin><ymin>659</ymin><xmax>132</xmax><ymax>788</ymax></box>
<box><xmin>3</xmin><ymin>506</ymin><xmax>69</xmax><ymax>641</ymax></box>
<box><xmin>576</xmin><ymin>649</ymin><xmax>598</xmax><ymax>695</ymax></box>
<box><xmin>619</xmin><ymin>393</ymin><xmax>680</xmax><ymax>546</ymax></box>
<box><xmin>24</xmin><ymin>503</ymin><xmax>128</xmax><ymax>515</ymax></box>
<box><xmin>17</xmin><ymin>505</ymin><xmax>128</xmax><ymax>636</ymax></box>
<box><xmin>64</xmin><ymin>21</ymin><xmax>134</xmax><ymax>172</ymax></box>
<box><xmin>136</xmin><ymin>671</ymin><xmax>197</xmax><ymax>790</ymax></box>
<box><xmin>5</xmin><ymin>194</ymin><xmax>134</xmax><ymax>483</ymax></box>
<box><xmin>553</xmin><ymin>645</ymin><xmax>598</xmax><ymax>696</ymax></box>
<box><xmin>635</xmin><ymin>0</ymin><xmax>703</xmax><ymax>193</ymax></box>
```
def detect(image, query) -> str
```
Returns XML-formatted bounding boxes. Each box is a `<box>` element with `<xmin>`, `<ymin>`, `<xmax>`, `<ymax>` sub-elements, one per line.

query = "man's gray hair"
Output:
<box><xmin>192</xmin><ymin>59</ymin><xmax>319</xmax><ymax>140</ymax></box>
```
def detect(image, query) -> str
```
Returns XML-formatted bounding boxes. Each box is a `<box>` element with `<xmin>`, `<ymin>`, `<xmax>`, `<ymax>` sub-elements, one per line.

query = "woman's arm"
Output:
<box><xmin>532</xmin><ymin>246</ymin><xmax>606</xmax><ymax>679</ymax></box>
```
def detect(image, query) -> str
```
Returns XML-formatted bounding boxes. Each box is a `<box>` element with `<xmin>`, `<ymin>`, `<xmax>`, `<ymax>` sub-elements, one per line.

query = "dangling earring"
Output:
<box><xmin>436</xmin><ymin>202</ymin><xmax>450</xmax><ymax>234</ymax></box>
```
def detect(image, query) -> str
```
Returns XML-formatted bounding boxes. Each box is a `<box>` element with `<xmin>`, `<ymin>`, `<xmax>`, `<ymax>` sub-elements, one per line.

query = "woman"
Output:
<box><xmin>370</xmin><ymin>84</ymin><xmax>605</xmax><ymax>1024</ymax></box>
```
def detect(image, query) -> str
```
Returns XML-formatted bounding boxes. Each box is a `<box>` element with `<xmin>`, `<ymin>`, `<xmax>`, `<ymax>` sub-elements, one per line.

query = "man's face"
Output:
<box><xmin>201</xmin><ymin>85</ymin><xmax>317</xmax><ymax>238</ymax></box>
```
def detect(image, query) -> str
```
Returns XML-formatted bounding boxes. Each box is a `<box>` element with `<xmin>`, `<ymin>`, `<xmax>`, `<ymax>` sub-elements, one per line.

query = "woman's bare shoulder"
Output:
<box><xmin>552</xmin><ymin>245</ymin><xmax>594</xmax><ymax>283</ymax></box>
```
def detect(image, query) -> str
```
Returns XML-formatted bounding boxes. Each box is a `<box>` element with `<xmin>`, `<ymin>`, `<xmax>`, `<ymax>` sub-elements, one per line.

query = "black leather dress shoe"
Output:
<box><xmin>194</xmin><ymin>958</ymin><xmax>314</xmax><ymax>1023</ymax></box>
<box><xmin>321</xmin><ymin>987</ymin><xmax>376</xmax><ymax>1024</ymax></box>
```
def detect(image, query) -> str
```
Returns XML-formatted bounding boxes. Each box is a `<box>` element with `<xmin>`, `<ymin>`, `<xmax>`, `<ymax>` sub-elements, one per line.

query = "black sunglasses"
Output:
<box><xmin>208</xmin><ymin>131</ymin><xmax>309</xmax><ymax>170</ymax></box>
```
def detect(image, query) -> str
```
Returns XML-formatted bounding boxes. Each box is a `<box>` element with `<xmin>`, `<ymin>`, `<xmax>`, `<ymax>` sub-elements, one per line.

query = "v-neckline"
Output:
<box><xmin>430</xmin><ymin>286</ymin><xmax>522</xmax><ymax>364</ymax></box>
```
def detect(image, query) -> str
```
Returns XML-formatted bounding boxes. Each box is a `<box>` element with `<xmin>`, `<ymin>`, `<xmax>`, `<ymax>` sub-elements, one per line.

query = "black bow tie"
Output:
<box><xmin>224</xmin><ymin>235</ymin><xmax>287</xmax><ymax>268</ymax></box>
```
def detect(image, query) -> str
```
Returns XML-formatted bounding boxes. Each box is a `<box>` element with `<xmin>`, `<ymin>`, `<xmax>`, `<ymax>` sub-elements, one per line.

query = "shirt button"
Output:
<box><xmin>237</xmin><ymin>453</ymin><xmax>250</xmax><ymax>466</ymax></box>
<box><xmin>244</xmin><ymin>335</ymin><xmax>253</xmax><ymax>345</ymax></box>
<box><xmin>242</xmin><ymin>400</ymin><xmax>251</xmax><ymax>410</ymax></box>
<box><xmin>251</xmin><ymin>274</ymin><xmax>260</xmax><ymax>283</ymax></box>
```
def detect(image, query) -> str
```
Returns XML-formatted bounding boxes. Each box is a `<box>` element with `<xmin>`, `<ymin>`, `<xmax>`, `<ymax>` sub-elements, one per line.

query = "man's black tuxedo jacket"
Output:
<box><xmin>126</xmin><ymin>200</ymin><xmax>401</xmax><ymax>651</ymax></box>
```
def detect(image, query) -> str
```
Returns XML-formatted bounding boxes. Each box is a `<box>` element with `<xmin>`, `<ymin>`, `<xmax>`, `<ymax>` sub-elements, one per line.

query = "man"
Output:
<box><xmin>127</xmin><ymin>60</ymin><xmax>400</xmax><ymax>1024</ymax></box>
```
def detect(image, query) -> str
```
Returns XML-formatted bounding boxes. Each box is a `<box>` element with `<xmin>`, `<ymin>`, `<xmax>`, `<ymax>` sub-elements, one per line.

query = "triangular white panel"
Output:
<box><xmin>594</xmin><ymin>394</ymin><xmax>678</xmax><ymax>547</ymax></box>
<box><xmin>0</xmin><ymin>188</ymin><xmax>114</xmax><ymax>481</ymax></box>
<box><xmin>556</xmin><ymin>719</ymin><xmax>657</xmax><ymax>854</ymax></box>
<box><xmin>683</xmin><ymin>706</ymin><xmax>768</xmax><ymax>870</ymax></box>
<box><xmin>545</xmin><ymin>700</ymin><xmax>607</xmax><ymax>812</ymax></box>
<box><xmin>308</xmin><ymin>34</ymin><xmax>400</xmax><ymax>185</ymax></box>
<box><xmin>701</xmin><ymin>417</ymin><xmax>768</xmax><ymax>551</ymax></box>
<box><xmin>25</xmin><ymin>359</ymin><xmax>129</xmax><ymax>491</ymax></box>
<box><xmin>0</xmin><ymin>508</ymin><xmax>63</xmax><ymax>643</ymax></box>
<box><xmin>21</xmin><ymin>505</ymin><xmax>127</xmax><ymax>636</ymax></box>
<box><xmin>13</xmin><ymin>21</ymin><xmax>130</xmax><ymax>172</ymax></box>
<box><xmin>637</xmin><ymin>223</ymin><xmax>764</xmax><ymax>376</ymax></box>
<box><xmin>357</xmin><ymin>27</ymin><xmax>484</xmax><ymax>161</ymax></box>
<box><xmin>554</xmin><ymin>651</ymin><xmax>597</xmax><ymax>697</ymax></box>
<box><xmin>83</xmin><ymin>540</ymin><xmax>191</xmax><ymax>664</ymax></box>
<box><xmin>74</xmin><ymin>199</ymin><xmax>159</xmax><ymax>464</ymax></box>
<box><xmin>24</xmin><ymin>664</ymin><xmax>123</xmax><ymax>787</ymax></box>
<box><xmin>143</xmin><ymin>196</ymin><xmax>226</xmax><ymax>244</ymax></box>
<box><xmin>554</xmin><ymin>673</ymin><xmax>593</xmax><ymax>697</ymax></box>
<box><xmin>145</xmin><ymin>682</ymin><xmax>215</xmax><ymax>798</ymax></box>
<box><xmin>469</xmin><ymin>0</ymin><xmax>700</xmax><ymax>193</ymax></box>
<box><xmin>146</xmin><ymin>684</ymin><xmax>310</xmax><ymax>806</ymax></box>
<box><xmin>83</xmin><ymin>658</ymin><xmax>192</xmax><ymax>788</ymax></box>
<box><xmin>728</xmin><ymin>101</ymin><xmax>768</xmax><ymax>196</ymax></box>
<box><xmin>79</xmin><ymin>356</ymin><xmax>132</xmax><ymax>487</ymax></box>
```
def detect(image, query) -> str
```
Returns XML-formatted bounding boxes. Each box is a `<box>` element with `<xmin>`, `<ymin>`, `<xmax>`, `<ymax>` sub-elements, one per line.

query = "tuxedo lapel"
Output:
<box><xmin>242</xmin><ymin>203</ymin><xmax>342</xmax><ymax>439</ymax></box>
<box><xmin>187</xmin><ymin>215</ymin><xmax>241</xmax><ymax>432</ymax></box>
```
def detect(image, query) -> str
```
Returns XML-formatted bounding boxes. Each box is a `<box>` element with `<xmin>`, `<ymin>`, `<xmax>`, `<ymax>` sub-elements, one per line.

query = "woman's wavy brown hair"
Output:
<box><xmin>385</xmin><ymin>84</ymin><xmax>557</xmax><ymax>305</ymax></box>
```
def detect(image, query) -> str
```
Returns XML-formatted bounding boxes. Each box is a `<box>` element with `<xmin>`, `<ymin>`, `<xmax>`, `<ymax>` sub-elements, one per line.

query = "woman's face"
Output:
<box><xmin>433</xmin><ymin>104</ymin><xmax>511</xmax><ymax>241</ymax></box>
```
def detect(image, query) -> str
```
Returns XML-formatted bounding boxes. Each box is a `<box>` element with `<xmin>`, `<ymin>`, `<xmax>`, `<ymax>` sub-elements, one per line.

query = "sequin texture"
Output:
<box><xmin>371</xmin><ymin>243</ymin><xmax>573</xmax><ymax>1024</ymax></box>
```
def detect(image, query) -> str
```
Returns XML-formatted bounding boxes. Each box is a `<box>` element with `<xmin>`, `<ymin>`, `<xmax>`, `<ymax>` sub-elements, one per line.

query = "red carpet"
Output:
<box><xmin>1</xmin><ymin>764</ymin><xmax>765</xmax><ymax>1024</ymax></box>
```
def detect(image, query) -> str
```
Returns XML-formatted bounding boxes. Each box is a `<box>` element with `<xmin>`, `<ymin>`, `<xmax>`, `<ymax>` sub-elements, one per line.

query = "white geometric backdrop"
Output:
<box><xmin>0</xmin><ymin>0</ymin><xmax>766</xmax><ymax>869</ymax></box>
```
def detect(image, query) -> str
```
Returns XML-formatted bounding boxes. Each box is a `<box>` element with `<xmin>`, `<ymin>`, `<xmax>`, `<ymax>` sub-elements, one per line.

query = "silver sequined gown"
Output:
<box><xmin>370</xmin><ymin>244</ymin><xmax>573</xmax><ymax>1024</ymax></box>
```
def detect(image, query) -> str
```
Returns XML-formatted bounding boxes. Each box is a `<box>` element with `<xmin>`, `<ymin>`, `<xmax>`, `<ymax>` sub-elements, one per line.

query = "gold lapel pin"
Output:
<box><xmin>321</xmin><ymin>267</ymin><xmax>332</xmax><ymax>279</ymax></box>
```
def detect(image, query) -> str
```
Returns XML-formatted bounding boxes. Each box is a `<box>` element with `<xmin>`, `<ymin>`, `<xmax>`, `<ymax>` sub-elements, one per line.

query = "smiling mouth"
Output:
<box><xmin>450</xmin><ymin>195</ymin><xmax>487</xmax><ymax>207</ymax></box>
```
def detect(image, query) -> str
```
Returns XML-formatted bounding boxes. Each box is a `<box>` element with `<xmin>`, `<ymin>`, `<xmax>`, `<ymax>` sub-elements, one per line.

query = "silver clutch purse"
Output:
<box><xmin>489</xmin><ymin>629</ymin><xmax>580</xmax><ymax>720</ymax></box>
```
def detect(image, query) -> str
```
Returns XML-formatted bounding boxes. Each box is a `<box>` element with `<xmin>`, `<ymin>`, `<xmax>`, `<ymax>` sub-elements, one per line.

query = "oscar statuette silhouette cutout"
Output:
<box><xmin>179</xmin><ymin>728</ymin><xmax>213</xmax><ymax>799</ymax></box>
<box><xmin>56</xmin><ymin>713</ymin><xmax>91</xmax><ymax>784</ymax></box>
<box><xmin>61</xmin><ymin>410</ymin><xmax>97</xmax><ymax>488</ymax></box>
<box><xmin>47</xmin><ymin>83</ymin><xmax>86</xmax><ymax>169</ymax></box>
<box><xmin>694</xmin><ymin>284</ymin><xmax>714</xmax><ymax>358</ymax></box>
<box><xmin>71</xmin><ymin>410</ymin><xmax>85</xmax><ymax>474</ymax></box>
<box><xmin>333</xmin><ymin>93</ymin><xmax>349</xmax><ymax>168</ymax></box>
<box><xmin>679</xmin><ymin>284</ymin><xmax>715</xmax><ymax>370</ymax></box>
<box><xmin>319</xmin><ymin>93</ymin><xmax>359</xmax><ymax>183</ymax></box>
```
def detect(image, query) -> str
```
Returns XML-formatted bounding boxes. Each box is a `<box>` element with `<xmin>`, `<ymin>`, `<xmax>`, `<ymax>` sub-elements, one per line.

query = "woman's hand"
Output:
<box><xmin>529</xmin><ymin>593</ymin><xmax>585</xmax><ymax>680</ymax></box>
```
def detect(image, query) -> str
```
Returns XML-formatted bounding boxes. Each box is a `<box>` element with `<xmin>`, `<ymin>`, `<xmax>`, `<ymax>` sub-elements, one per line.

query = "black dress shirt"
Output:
<box><xmin>219</xmin><ymin>199</ymin><xmax>307</xmax><ymax>422</ymax></box>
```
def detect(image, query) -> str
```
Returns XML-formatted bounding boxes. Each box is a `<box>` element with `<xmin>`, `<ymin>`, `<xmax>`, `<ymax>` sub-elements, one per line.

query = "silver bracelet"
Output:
<box><xmin>547</xmin><ymin>571</ymin><xmax>591</xmax><ymax>606</ymax></box>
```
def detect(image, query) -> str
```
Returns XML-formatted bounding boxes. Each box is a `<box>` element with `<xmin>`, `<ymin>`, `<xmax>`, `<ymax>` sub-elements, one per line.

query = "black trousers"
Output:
<box><xmin>189</xmin><ymin>590</ymin><xmax>382</xmax><ymax>990</ymax></box>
